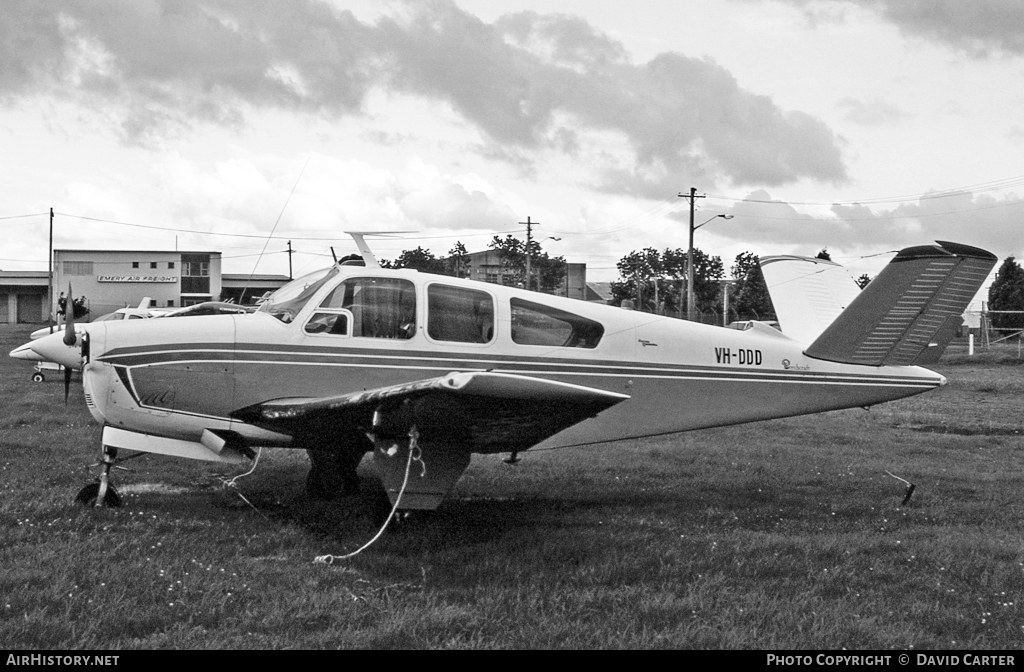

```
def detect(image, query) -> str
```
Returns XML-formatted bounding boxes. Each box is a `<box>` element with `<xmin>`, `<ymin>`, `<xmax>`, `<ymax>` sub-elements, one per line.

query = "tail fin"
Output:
<box><xmin>760</xmin><ymin>254</ymin><xmax>862</xmax><ymax>345</ymax></box>
<box><xmin>804</xmin><ymin>241</ymin><xmax>996</xmax><ymax>366</ymax></box>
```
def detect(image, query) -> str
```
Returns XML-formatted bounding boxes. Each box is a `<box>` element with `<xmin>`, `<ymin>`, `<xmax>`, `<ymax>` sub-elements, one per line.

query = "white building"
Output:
<box><xmin>1</xmin><ymin>249</ymin><xmax>289</xmax><ymax>324</ymax></box>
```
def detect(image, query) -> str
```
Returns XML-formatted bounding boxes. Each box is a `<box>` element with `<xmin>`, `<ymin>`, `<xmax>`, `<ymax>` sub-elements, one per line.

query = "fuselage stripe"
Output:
<box><xmin>97</xmin><ymin>346</ymin><xmax>939</xmax><ymax>387</ymax></box>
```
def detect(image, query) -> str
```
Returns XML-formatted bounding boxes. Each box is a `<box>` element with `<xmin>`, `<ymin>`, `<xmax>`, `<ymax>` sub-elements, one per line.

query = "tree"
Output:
<box><xmin>816</xmin><ymin>249</ymin><xmax>832</xmax><ymax>261</ymax></box>
<box><xmin>445</xmin><ymin>241</ymin><xmax>470</xmax><ymax>278</ymax></box>
<box><xmin>856</xmin><ymin>274</ymin><xmax>872</xmax><ymax>289</ymax></box>
<box><xmin>57</xmin><ymin>293</ymin><xmax>90</xmax><ymax>319</ymax></box>
<box><xmin>488</xmin><ymin>234</ymin><xmax>566</xmax><ymax>293</ymax></box>
<box><xmin>612</xmin><ymin>248</ymin><xmax>663</xmax><ymax>311</ymax></box>
<box><xmin>382</xmin><ymin>247</ymin><xmax>448</xmax><ymax>275</ymax></box>
<box><xmin>730</xmin><ymin>252</ymin><xmax>774</xmax><ymax>321</ymax></box>
<box><xmin>988</xmin><ymin>257</ymin><xmax>1024</xmax><ymax>330</ymax></box>
<box><xmin>611</xmin><ymin>247</ymin><xmax>724</xmax><ymax>316</ymax></box>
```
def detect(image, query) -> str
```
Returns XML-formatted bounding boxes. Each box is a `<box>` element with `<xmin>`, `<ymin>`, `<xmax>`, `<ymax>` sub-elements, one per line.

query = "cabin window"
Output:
<box><xmin>304</xmin><ymin>311</ymin><xmax>350</xmax><ymax>336</ymax></box>
<box><xmin>318</xmin><ymin>278</ymin><xmax>416</xmax><ymax>339</ymax></box>
<box><xmin>427</xmin><ymin>285</ymin><xmax>493</xmax><ymax>344</ymax></box>
<box><xmin>510</xmin><ymin>298</ymin><xmax>603</xmax><ymax>349</ymax></box>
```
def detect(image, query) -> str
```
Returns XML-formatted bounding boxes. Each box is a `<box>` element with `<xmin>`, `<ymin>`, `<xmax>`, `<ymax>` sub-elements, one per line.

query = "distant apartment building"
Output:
<box><xmin>462</xmin><ymin>249</ymin><xmax>593</xmax><ymax>301</ymax></box>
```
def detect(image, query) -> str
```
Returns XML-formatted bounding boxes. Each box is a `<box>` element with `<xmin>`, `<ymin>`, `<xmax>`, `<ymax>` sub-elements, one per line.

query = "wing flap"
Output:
<box><xmin>232</xmin><ymin>372</ymin><xmax>629</xmax><ymax>454</ymax></box>
<box><xmin>804</xmin><ymin>241</ymin><xmax>996</xmax><ymax>366</ymax></box>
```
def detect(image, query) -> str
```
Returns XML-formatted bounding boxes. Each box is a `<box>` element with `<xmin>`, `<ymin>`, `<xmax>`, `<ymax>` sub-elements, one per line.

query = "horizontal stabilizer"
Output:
<box><xmin>804</xmin><ymin>241</ymin><xmax>996</xmax><ymax>366</ymax></box>
<box><xmin>760</xmin><ymin>254</ymin><xmax>862</xmax><ymax>345</ymax></box>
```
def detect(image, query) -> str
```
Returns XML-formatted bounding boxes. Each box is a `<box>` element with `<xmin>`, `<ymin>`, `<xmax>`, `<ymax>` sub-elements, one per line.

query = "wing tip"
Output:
<box><xmin>894</xmin><ymin>241</ymin><xmax>997</xmax><ymax>263</ymax></box>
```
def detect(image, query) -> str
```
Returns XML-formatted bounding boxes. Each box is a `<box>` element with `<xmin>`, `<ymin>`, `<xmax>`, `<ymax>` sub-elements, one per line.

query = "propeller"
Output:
<box><xmin>62</xmin><ymin>283</ymin><xmax>76</xmax><ymax>346</ymax></box>
<box><xmin>62</xmin><ymin>283</ymin><xmax>76</xmax><ymax>403</ymax></box>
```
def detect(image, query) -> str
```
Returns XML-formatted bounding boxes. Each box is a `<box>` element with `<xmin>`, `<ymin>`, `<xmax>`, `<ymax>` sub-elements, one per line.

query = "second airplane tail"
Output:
<box><xmin>807</xmin><ymin>241</ymin><xmax>996</xmax><ymax>366</ymax></box>
<box><xmin>763</xmin><ymin>241</ymin><xmax>996</xmax><ymax>367</ymax></box>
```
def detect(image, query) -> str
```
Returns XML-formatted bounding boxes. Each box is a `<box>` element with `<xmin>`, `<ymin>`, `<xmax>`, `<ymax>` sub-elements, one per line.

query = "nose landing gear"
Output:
<box><xmin>75</xmin><ymin>446</ymin><xmax>124</xmax><ymax>508</ymax></box>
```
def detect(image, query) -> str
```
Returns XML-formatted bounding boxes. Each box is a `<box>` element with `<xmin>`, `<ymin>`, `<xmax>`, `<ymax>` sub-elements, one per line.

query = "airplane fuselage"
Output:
<box><xmin>78</xmin><ymin>264</ymin><xmax>945</xmax><ymax>455</ymax></box>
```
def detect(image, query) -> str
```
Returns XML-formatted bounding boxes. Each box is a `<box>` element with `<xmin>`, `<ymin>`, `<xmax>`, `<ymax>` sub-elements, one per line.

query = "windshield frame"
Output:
<box><xmin>257</xmin><ymin>266</ymin><xmax>340</xmax><ymax>323</ymax></box>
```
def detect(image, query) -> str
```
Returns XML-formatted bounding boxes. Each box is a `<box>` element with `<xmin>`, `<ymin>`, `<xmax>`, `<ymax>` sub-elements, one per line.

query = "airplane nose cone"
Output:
<box><xmin>9</xmin><ymin>341</ymin><xmax>45</xmax><ymax>362</ymax></box>
<box><xmin>26</xmin><ymin>330</ymin><xmax>83</xmax><ymax>370</ymax></box>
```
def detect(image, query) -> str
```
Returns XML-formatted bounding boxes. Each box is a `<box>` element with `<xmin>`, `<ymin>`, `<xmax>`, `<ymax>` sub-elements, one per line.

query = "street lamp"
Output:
<box><xmin>687</xmin><ymin>213</ymin><xmax>733</xmax><ymax>322</ymax></box>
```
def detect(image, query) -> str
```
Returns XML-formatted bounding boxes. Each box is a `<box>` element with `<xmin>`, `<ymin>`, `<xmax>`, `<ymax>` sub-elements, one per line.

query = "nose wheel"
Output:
<box><xmin>76</xmin><ymin>446</ymin><xmax>124</xmax><ymax>508</ymax></box>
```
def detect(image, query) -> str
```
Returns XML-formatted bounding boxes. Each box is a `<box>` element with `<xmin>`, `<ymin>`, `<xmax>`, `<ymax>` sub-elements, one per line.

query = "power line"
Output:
<box><xmin>0</xmin><ymin>212</ymin><xmax>49</xmax><ymax>221</ymax></box>
<box><xmin>53</xmin><ymin>212</ymin><xmax>532</xmax><ymax>244</ymax></box>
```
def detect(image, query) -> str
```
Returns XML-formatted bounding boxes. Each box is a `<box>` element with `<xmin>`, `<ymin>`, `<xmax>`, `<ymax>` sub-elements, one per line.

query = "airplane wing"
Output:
<box><xmin>231</xmin><ymin>371</ymin><xmax>630</xmax><ymax>454</ymax></box>
<box><xmin>804</xmin><ymin>241</ymin><xmax>997</xmax><ymax>366</ymax></box>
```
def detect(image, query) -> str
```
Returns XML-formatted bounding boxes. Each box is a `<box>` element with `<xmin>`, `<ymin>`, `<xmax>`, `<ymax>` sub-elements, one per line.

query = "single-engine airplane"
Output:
<box><xmin>21</xmin><ymin>237</ymin><xmax>996</xmax><ymax>514</ymax></box>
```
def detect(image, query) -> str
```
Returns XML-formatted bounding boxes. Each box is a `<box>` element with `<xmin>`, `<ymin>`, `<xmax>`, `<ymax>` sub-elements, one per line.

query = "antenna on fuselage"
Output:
<box><xmin>344</xmin><ymin>231</ymin><xmax>415</xmax><ymax>270</ymax></box>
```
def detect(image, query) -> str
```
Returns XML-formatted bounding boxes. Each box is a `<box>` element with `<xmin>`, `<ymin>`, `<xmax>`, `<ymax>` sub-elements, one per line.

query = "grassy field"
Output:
<box><xmin>0</xmin><ymin>324</ymin><xmax>1021</xmax><ymax>649</ymax></box>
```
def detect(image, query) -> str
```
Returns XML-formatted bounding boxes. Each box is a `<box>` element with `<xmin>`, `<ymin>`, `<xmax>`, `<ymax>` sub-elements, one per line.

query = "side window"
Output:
<box><xmin>304</xmin><ymin>311</ymin><xmax>350</xmax><ymax>336</ymax></box>
<box><xmin>427</xmin><ymin>285</ymin><xmax>494</xmax><ymax>344</ymax></box>
<box><xmin>315</xmin><ymin>277</ymin><xmax>416</xmax><ymax>339</ymax></box>
<box><xmin>510</xmin><ymin>298</ymin><xmax>603</xmax><ymax>349</ymax></box>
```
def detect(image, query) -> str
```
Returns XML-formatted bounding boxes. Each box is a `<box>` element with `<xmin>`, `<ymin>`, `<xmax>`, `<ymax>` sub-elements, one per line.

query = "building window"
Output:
<box><xmin>132</xmin><ymin>262</ymin><xmax>139</xmax><ymax>269</ymax></box>
<box><xmin>168</xmin><ymin>262</ymin><xmax>175</xmax><ymax>269</ymax></box>
<box><xmin>182</xmin><ymin>261</ymin><xmax>209</xmax><ymax>277</ymax></box>
<box><xmin>150</xmin><ymin>262</ymin><xmax>157</xmax><ymax>269</ymax></box>
<box><xmin>62</xmin><ymin>261</ymin><xmax>93</xmax><ymax>275</ymax></box>
<box><xmin>181</xmin><ymin>254</ymin><xmax>211</xmax><ymax>295</ymax></box>
<box><xmin>167</xmin><ymin>299</ymin><xmax>175</xmax><ymax>307</ymax></box>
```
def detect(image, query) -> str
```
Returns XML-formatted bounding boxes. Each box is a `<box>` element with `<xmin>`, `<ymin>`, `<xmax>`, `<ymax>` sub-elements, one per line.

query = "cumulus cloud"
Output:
<box><xmin>0</xmin><ymin>0</ymin><xmax>846</xmax><ymax>193</ymax></box>
<box><xmin>836</xmin><ymin>97</ymin><xmax>908</xmax><ymax>126</ymax></box>
<box><xmin>683</xmin><ymin>188</ymin><xmax>1024</xmax><ymax>260</ymax></box>
<box><xmin>764</xmin><ymin>0</ymin><xmax>1024</xmax><ymax>57</ymax></box>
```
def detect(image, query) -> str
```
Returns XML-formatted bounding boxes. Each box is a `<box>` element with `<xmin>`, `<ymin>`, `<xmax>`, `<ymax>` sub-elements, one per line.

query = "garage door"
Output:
<box><xmin>17</xmin><ymin>294</ymin><xmax>43</xmax><ymax>323</ymax></box>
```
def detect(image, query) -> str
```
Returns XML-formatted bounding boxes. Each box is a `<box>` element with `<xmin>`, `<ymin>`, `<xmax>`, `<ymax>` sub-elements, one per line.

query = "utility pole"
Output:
<box><xmin>287</xmin><ymin>240</ymin><xmax>294</xmax><ymax>279</ymax></box>
<box><xmin>521</xmin><ymin>216</ymin><xmax>537</xmax><ymax>291</ymax></box>
<box><xmin>679</xmin><ymin>188</ymin><xmax>705</xmax><ymax>321</ymax></box>
<box><xmin>48</xmin><ymin>208</ymin><xmax>54</xmax><ymax>331</ymax></box>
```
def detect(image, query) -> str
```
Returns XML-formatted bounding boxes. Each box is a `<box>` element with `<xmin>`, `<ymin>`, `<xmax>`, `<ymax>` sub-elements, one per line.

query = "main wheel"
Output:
<box><xmin>75</xmin><ymin>482</ymin><xmax>123</xmax><ymax>508</ymax></box>
<box><xmin>31</xmin><ymin>372</ymin><xmax>44</xmax><ymax>383</ymax></box>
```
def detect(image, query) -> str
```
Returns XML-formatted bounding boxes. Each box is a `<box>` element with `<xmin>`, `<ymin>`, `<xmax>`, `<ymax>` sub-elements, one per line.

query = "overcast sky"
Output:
<box><xmin>2</xmin><ymin>0</ymin><xmax>1023</xmax><ymax>296</ymax></box>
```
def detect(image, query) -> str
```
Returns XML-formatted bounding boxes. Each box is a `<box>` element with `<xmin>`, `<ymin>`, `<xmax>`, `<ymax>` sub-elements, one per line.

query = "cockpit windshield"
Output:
<box><xmin>258</xmin><ymin>266</ymin><xmax>339</xmax><ymax>323</ymax></box>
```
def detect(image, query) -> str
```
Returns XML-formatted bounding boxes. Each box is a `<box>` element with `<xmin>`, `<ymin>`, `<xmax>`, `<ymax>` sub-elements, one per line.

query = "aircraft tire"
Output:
<box><xmin>31</xmin><ymin>373</ymin><xmax>44</xmax><ymax>383</ymax></box>
<box><xmin>74</xmin><ymin>482</ymin><xmax>123</xmax><ymax>508</ymax></box>
<box><xmin>305</xmin><ymin>446</ymin><xmax>363</xmax><ymax>500</ymax></box>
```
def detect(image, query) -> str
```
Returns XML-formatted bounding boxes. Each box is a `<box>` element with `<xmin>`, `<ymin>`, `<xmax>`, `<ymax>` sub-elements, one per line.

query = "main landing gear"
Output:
<box><xmin>76</xmin><ymin>446</ymin><xmax>124</xmax><ymax>508</ymax></box>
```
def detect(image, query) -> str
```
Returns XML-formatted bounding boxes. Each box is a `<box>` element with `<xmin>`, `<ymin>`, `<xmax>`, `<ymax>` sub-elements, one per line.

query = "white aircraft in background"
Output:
<box><xmin>10</xmin><ymin>297</ymin><xmax>159</xmax><ymax>382</ymax></box>
<box><xmin>10</xmin><ymin>299</ymin><xmax>253</xmax><ymax>385</ymax></box>
<box><xmin>21</xmin><ymin>237</ymin><xmax>995</xmax><ymax>516</ymax></box>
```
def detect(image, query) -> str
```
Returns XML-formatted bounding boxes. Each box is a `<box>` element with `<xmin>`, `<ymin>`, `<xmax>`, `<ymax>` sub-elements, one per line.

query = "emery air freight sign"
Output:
<box><xmin>97</xmin><ymin>275</ymin><xmax>178</xmax><ymax>283</ymax></box>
